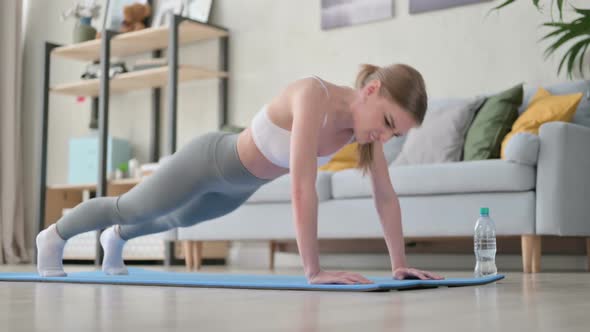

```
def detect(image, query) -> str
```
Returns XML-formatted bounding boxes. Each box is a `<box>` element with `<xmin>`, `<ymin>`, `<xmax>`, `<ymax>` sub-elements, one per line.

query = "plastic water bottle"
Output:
<box><xmin>474</xmin><ymin>207</ymin><xmax>497</xmax><ymax>277</ymax></box>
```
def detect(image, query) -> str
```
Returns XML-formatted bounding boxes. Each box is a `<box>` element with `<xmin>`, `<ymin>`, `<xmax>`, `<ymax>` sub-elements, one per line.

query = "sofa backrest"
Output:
<box><xmin>384</xmin><ymin>81</ymin><xmax>590</xmax><ymax>165</ymax></box>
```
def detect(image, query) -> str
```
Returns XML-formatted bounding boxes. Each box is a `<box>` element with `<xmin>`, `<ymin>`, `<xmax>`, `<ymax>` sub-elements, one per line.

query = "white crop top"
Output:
<box><xmin>251</xmin><ymin>76</ymin><xmax>354</xmax><ymax>168</ymax></box>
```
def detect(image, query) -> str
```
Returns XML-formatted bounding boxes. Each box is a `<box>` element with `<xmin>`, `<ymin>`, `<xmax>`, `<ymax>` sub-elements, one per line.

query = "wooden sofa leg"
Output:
<box><xmin>586</xmin><ymin>238</ymin><xmax>590</xmax><ymax>272</ymax></box>
<box><xmin>183</xmin><ymin>241</ymin><xmax>194</xmax><ymax>270</ymax></box>
<box><xmin>522</xmin><ymin>235</ymin><xmax>532</xmax><ymax>273</ymax></box>
<box><xmin>192</xmin><ymin>241</ymin><xmax>203</xmax><ymax>270</ymax></box>
<box><xmin>521</xmin><ymin>235</ymin><xmax>542</xmax><ymax>273</ymax></box>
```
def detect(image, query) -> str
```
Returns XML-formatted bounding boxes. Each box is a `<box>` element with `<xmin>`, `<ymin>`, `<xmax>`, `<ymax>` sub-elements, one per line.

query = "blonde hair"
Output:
<box><xmin>355</xmin><ymin>63</ymin><xmax>427</xmax><ymax>175</ymax></box>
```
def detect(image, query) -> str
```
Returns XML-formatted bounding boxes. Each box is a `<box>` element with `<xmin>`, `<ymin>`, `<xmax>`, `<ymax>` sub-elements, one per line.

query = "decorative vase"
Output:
<box><xmin>73</xmin><ymin>17</ymin><xmax>96</xmax><ymax>43</ymax></box>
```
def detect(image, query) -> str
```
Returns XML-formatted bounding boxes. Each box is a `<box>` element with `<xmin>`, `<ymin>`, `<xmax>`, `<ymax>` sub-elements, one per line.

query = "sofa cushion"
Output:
<box><xmin>246</xmin><ymin>171</ymin><xmax>332</xmax><ymax>203</ymax></box>
<box><xmin>382</xmin><ymin>98</ymin><xmax>470</xmax><ymax>166</ymax></box>
<box><xmin>331</xmin><ymin>159</ymin><xmax>536</xmax><ymax>198</ymax></box>
<box><xmin>503</xmin><ymin>132</ymin><xmax>540</xmax><ymax>166</ymax></box>
<box><xmin>521</xmin><ymin>80</ymin><xmax>590</xmax><ymax>127</ymax></box>
<box><xmin>393</xmin><ymin>97</ymin><xmax>485</xmax><ymax>166</ymax></box>
<box><xmin>318</xmin><ymin>142</ymin><xmax>358</xmax><ymax>172</ymax></box>
<box><xmin>463</xmin><ymin>84</ymin><xmax>523</xmax><ymax>161</ymax></box>
<box><xmin>501</xmin><ymin>87</ymin><xmax>582</xmax><ymax>158</ymax></box>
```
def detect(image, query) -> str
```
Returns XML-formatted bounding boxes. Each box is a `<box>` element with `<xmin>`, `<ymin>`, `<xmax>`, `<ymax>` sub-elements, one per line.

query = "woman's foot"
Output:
<box><xmin>100</xmin><ymin>225</ymin><xmax>128</xmax><ymax>275</ymax></box>
<box><xmin>36</xmin><ymin>224</ymin><xmax>67</xmax><ymax>277</ymax></box>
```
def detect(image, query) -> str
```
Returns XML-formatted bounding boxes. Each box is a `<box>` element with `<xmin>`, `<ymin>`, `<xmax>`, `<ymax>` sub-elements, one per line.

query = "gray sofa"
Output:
<box><xmin>176</xmin><ymin>80</ymin><xmax>590</xmax><ymax>273</ymax></box>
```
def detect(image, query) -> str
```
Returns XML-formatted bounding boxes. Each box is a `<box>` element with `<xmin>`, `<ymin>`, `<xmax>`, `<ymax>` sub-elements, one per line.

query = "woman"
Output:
<box><xmin>37</xmin><ymin>63</ymin><xmax>443</xmax><ymax>284</ymax></box>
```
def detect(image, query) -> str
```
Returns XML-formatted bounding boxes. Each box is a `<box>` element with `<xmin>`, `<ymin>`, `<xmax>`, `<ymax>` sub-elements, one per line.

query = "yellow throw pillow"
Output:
<box><xmin>501</xmin><ymin>87</ymin><xmax>582</xmax><ymax>158</ymax></box>
<box><xmin>318</xmin><ymin>143</ymin><xmax>359</xmax><ymax>172</ymax></box>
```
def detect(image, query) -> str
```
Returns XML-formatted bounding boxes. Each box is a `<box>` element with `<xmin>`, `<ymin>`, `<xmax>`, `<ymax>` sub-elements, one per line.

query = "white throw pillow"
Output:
<box><xmin>393</xmin><ymin>97</ymin><xmax>485</xmax><ymax>166</ymax></box>
<box><xmin>503</xmin><ymin>132</ymin><xmax>540</xmax><ymax>166</ymax></box>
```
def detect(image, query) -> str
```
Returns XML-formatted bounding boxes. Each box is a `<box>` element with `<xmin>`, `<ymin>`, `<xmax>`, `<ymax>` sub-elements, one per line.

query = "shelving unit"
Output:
<box><xmin>38</xmin><ymin>14</ymin><xmax>230</xmax><ymax>265</ymax></box>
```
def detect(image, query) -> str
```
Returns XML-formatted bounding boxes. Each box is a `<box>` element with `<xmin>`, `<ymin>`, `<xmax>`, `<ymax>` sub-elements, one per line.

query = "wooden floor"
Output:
<box><xmin>0</xmin><ymin>264</ymin><xmax>589</xmax><ymax>332</ymax></box>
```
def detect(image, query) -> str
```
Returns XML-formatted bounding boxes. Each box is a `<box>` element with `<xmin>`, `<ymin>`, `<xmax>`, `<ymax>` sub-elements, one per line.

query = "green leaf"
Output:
<box><xmin>541</xmin><ymin>11</ymin><xmax>590</xmax><ymax>62</ymax></box>
<box><xmin>566</xmin><ymin>39</ymin><xmax>588</xmax><ymax>78</ymax></box>
<box><xmin>542</xmin><ymin>29</ymin><xmax>580</xmax><ymax>57</ymax></box>
<box><xmin>486</xmin><ymin>0</ymin><xmax>516</xmax><ymax>16</ymax></box>
<box><xmin>118</xmin><ymin>162</ymin><xmax>128</xmax><ymax>172</ymax></box>
<box><xmin>539</xmin><ymin>25</ymin><xmax>567</xmax><ymax>43</ymax></box>
<box><xmin>491</xmin><ymin>0</ymin><xmax>516</xmax><ymax>11</ymax></box>
<box><xmin>555</xmin><ymin>38</ymin><xmax>590</xmax><ymax>78</ymax></box>
<box><xmin>488</xmin><ymin>0</ymin><xmax>542</xmax><ymax>16</ymax></box>
<box><xmin>556</xmin><ymin>0</ymin><xmax>564</xmax><ymax>20</ymax></box>
<box><xmin>573</xmin><ymin>7</ymin><xmax>590</xmax><ymax>16</ymax></box>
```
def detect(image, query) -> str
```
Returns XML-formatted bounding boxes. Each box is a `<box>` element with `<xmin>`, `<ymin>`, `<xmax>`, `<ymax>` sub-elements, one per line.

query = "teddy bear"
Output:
<box><xmin>95</xmin><ymin>2</ymin><xmax>152</xmax><ymax>38</ymax></box>
<box><xmin>119</xmin><ymin>2</ymin><xmax>152</xmax><ymax>33</ymax></box>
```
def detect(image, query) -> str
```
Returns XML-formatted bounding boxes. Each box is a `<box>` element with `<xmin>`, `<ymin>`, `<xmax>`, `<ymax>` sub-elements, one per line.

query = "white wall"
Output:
<box><xmin>215</xmin><ymin>0</ymin><xmax>582</xmax><ymax>125</ymax></box>
<box><xmin>21</xmin><ymin>0</ymin><xmax>579</xmax><ymax>250</ymax></box>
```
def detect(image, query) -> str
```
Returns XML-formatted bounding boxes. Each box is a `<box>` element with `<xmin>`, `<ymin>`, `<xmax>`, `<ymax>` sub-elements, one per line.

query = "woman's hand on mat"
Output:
<box><xmin>393</xmin><ymin>267</ymin><xmax>444</xmax><ymax>280</ymax></box>
<box><xmin>307</xmin><ymin>270</ymin><xmax>374</xmax><ymax>285</ymax></box>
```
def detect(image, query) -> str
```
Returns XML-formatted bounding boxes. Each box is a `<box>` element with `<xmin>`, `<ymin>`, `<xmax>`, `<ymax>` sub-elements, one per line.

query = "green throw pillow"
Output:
<box><xmin>463</xmin><ymin>84</ymin><xmax>523</xmax><ymax>160</ymax></box>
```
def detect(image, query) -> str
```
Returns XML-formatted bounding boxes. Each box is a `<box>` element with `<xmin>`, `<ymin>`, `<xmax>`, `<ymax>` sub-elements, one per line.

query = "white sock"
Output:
<box><xmin>36</xmin><ymin>224</ymin><xmax>67</xmax><ymax>277</ymax></box>
<box><xmin>100</xmin><ymin>225</ymin><xmax>128</xmax><ymax>275</ymax></box>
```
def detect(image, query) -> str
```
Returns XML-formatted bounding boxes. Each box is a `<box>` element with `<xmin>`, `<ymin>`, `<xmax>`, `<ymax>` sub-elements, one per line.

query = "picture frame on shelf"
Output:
<box><xmin>152</xmin><ymin>0</ymin><xmax>184</xmax><ymax>27</ymax></box>
<box><xmin>153</xmin><ymin>0</ymin><xmax>213</xmax><ymax>26</ymax></box>
<box><xmin>183</xmin><ymin>0</ymin><xmax>213</xmax><ymax>23</ymax></box>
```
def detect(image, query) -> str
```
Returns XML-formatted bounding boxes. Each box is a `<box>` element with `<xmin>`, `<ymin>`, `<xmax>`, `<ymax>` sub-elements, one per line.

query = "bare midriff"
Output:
<box><xmin>236</xmin><ymin>127</ymin><xmax>290</xmax><ymax>180</ymax></box>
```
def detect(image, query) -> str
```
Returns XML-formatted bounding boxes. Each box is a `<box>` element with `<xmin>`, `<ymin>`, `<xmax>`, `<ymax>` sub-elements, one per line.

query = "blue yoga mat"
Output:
<box><xmin>0</xmin><ymin>268</ymin><xmax>504</xmax><ymax>292</ymax></box>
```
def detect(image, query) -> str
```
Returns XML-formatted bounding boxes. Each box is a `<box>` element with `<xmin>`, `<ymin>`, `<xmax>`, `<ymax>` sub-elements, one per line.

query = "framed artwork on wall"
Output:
<box><xmin>409</xmin><ymin>0</ymin><xmax>492</xmax><ymax>14</ymax></box>
<box><xmin>321</xmin><ymin>0</ymin><xmax>394</xmax><ymax>30</ymax></box>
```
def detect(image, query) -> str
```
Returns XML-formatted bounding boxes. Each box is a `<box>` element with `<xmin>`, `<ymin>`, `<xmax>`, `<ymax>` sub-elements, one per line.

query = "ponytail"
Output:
<box><xmin>355</xmin><ymin>64</ymin><xmax>380</xmax><ymax>89</ymax></box>
<box><xmin>355</xmin><ymin>64</ymin><xmax>380</xmax><ymax>175</ymax></box>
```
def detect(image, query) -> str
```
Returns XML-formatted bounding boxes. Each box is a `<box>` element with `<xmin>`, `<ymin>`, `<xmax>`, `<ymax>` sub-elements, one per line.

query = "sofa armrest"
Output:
<box><xmin>537</xmin><ymin>121</ymin><xmax>590</xmax><ymax>236</ymax></box>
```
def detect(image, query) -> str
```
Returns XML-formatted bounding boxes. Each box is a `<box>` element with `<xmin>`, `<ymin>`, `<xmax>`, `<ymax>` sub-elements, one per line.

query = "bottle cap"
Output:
<box><xmin>480</xmin><ymin>207</ymin><xmax>489</xmax><ymax>216</ymax></box>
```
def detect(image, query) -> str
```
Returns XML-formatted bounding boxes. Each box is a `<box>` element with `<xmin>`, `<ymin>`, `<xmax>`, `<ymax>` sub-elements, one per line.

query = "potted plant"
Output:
<box><xmin>492</xmin><ymin>1</ymin><xmax>590</xmax><ymax>79</ymax></box>
<box><xmin>61</xmin><ymin>0</ymin><xmax>101</xmax><ymax>43</ymax></box>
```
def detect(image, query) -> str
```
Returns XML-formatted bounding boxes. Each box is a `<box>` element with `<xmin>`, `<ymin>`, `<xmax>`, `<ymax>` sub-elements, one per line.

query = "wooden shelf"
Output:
<box><xmin>47</xmin><ymin>178</ymin><xmax>142</xmax><ymax>191</ymax></box>
<box><xmin>52</xmin><ymin>20</ymin><xmax>228</xmax><ymax>61</ymax></box>
<box><xmin>51</xmin><ymin>65</ymin><xmax>228</xmax><ymax>97</ymax></box>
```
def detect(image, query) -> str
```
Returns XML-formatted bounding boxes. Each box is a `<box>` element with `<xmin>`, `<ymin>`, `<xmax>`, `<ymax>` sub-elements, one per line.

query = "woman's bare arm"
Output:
<box><xmin>289</xmin><ymin>79</ymin><xmax>373</xmax><ymax>284</ymax></box>
<box><xmin>289</xmin><ymin>80</ymin><xmax>324</xmax><ymax>278</ymax></box>
<box><xmin>369</xmin><ymin>142</ymin><xmax>443</xmax><ymax>280</ymax></box>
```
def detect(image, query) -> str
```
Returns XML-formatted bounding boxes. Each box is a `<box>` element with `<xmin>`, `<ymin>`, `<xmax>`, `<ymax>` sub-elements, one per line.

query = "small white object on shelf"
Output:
<box><xmin>128</xmin><ymin>158</ymin><xmax>141</xmax><ymax>178</ymax></box>
<box><xmin>140</xmin><ymin>162</ymin><xmax>160</xmax><ymax>177</ymax></box>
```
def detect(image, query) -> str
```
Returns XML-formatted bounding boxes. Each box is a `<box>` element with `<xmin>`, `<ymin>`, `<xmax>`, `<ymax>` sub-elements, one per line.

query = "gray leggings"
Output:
<box><xmin>56</xmin><ymin>132</ymin><xmax>271</xmax><ymax>240</ymax></box>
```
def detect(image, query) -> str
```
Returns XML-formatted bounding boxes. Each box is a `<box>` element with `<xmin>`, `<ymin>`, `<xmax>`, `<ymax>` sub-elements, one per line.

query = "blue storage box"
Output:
<box><xmin>68</xmin><ymin>135</ymin><xmax>132</xmax><ymax>184</ymax></box>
